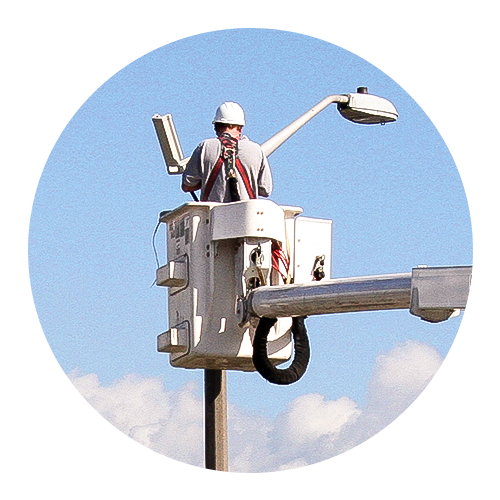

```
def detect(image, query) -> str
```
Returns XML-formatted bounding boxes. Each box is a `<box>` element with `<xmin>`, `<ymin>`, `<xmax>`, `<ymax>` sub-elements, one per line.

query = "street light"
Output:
<box><xmin>260</xmin><ymin>87</ymin><xmax>398</xmax><ymax>157</ymax></box>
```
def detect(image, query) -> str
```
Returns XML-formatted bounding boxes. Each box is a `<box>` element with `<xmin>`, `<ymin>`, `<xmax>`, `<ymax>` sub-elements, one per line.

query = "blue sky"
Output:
<box><xmin>27</xmin><ymin>29</ymin><xmax>472</xmax><ymax>469</ymax></box>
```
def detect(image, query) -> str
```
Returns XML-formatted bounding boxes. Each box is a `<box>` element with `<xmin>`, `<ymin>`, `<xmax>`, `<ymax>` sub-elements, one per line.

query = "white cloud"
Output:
<box><xmin>330</xmin><ymin>340</ymin><xmax>444</xmax><ymax>456</ymax></box>
<box><xmin>368</xmin><ymin>340</ymin><xmax>444</xmax><ymax>415</ymax></box>
<box><xmin>67</xmin><ymin>340</ymin><xmax>443</xmax><ymax>472</ymax></box>
<box><xmin>266</xmin><ymin>394</ymin><xmax>361</xmax><ymax>468</ymax></box>
<box><xmin>277</xmin><ymin>394</ymin><xmax>361</xmax><ymax>444</ymax></box>
<box><xmin>69</xmin><ymin>371</ymin><xmax>204</xmax><ymax>467</ymax></box>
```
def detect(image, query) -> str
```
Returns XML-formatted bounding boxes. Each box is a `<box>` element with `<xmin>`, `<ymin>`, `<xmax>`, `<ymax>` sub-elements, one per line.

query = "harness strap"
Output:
<box><xmin>201</xmin><ymin>134</ymin><xmax>256</xmax><ymax>201</ymax></box>
<box><xmin>235</xmin><ymin>157</ymin><xmax>256</xmax><ymax>199</ymax></box>
<box><xmin>201</xmin><ymin>156</ymin><xmax>224</xmax><ymax>201</ymax></box>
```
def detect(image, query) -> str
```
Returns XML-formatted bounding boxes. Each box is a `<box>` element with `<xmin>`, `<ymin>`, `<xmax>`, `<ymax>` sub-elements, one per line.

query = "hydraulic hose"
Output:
<box><xmin>252</xmin><ymin>316</ymin><xmax>310</xmax><ymax>385</ymax></box>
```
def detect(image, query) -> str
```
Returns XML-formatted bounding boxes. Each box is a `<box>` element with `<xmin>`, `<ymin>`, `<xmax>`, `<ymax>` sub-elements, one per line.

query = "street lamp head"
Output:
<box><xmin>337</xmin><ymin>87</ymin><xmax>398</xmax><ymax>125</ymax></box>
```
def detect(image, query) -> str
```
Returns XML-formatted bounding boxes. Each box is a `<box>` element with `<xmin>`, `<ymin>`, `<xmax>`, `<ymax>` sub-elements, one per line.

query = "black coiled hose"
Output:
<box><xmin>252</xmin><ymin>316</ymin><xmax>310</xmax><ymax>385</ymax></box>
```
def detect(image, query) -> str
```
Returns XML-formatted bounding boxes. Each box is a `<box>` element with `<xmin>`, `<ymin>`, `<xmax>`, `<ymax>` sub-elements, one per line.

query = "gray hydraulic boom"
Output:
<box><xmin>244</xmin><ymin>266</ymin><xmax>472</xmax><ymax>324</ymax></box>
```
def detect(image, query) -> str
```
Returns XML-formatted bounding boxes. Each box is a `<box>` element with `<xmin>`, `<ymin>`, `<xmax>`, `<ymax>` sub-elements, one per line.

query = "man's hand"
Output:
<box><xmin>182</xmin><ymin>182</ymin><xmax>201</xmax><ymax>192</ymax></box>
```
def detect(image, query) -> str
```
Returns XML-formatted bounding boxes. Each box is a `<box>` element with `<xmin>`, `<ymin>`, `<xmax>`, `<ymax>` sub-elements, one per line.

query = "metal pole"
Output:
<box><xmin>260</xmin><ymin>94</ymin><xmax>349</xmax><ymax>157</ymax></box>
<box><xmin>204</xmin><ymin>369</ymin><xmax>228</xmax><ymax>471</ymax></box>
<box><xmin>247</xmin><ymin>273</ymin><xmax>413</xmax><ymax>318</ymax></box>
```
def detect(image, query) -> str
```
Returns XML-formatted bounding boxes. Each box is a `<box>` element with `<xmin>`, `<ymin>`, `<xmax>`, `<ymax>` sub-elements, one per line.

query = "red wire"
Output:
<box><xmin>272</xmin><ymin>244</ymin><xmax>289</xmax><ymax>282</ymax></box>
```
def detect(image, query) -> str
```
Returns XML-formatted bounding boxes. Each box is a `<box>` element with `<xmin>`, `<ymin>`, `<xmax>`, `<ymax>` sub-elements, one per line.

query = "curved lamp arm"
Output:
<box><xmin>260</xmin><ymin>94</ymin><xmax>349</xmax><ymax>157</ymax></box>
<box><xmin>261</xmin><ymin>88</ymin><xmax>398</xmax><ymax>157</ymax></box>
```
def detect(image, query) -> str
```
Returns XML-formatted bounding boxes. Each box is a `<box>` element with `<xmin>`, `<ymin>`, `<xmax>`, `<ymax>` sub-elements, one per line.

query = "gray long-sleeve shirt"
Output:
<box><xmin>182</xmin><ymin>135</ymin><xmax>273</xmax><ymax>202</ymax></box>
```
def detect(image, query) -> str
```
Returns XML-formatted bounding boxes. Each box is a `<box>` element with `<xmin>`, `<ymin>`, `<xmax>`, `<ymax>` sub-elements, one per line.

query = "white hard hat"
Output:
<box><xmin>212</xmin><ymin>102</ymin><xmax>246</xmax><ymax>126</ymax></box>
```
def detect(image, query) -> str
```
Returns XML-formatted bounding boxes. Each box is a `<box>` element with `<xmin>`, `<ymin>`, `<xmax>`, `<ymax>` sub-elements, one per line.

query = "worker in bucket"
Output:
<box><xmin>182</xmin><ymin>102</ymin><xmax>273</xmax><ymax>202</ymax></box>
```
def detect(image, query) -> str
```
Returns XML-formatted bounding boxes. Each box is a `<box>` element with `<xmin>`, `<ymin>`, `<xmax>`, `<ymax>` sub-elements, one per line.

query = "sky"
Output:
<box><xmin>30</xmin><ymin>28</ymin><xmax>471</xmax><ymax>450</ymax></box>
<box><xmin>3</xmin><ymin>1</ymin><xmax>499</xmax><ymax>497</ymax></box>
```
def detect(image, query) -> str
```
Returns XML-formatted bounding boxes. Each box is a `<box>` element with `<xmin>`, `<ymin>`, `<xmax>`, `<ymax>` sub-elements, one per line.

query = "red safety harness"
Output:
<box><xmin>201</xmin><ymin>134</ymin><xmax>256</xmax><ymax>201</ymax></box>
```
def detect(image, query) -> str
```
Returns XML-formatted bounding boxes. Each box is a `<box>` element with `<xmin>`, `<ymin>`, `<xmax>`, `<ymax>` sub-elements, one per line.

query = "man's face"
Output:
<box><xmin>215</xmin><ymin>124</ymin><xmax>243</xmax><ymax>139</ymax></box>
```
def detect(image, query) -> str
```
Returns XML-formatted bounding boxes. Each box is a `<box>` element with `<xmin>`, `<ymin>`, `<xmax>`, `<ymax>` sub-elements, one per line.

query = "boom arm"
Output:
<box><xmin>244</xmin><ymin>266</ymin><xmax>472</xmax><ymax>324</ymax></box>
